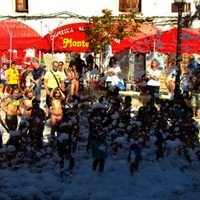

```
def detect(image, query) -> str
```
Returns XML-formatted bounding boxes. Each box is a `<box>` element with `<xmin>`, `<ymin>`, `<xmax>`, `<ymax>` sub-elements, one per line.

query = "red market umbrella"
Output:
<box><xmin>111</xmin><ymin>24</ymin><xmax>158</xmax><ymax>54</ymax></box>
<box><xmin>137</xmin><ymin>27</ymin><xmax>200</xmax><ymax>54</ymax></box>
<box><xmin>0</xmin><ymin>20</ymin><xmax>49</xmax><ymax>51</ymax></box>
<box><xmin>43</xmin><ymin>22</ymin><xmax>92</xmax><ymax>53</ymax></box>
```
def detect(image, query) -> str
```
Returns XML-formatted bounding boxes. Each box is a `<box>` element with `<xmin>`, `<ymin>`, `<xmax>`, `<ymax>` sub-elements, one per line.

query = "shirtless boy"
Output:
<box><xmin>1</xmin><ymin>87</ymin><xmax>21</xmax><ymax>131</ymax></box>
<box><xmin>19</xmin><ymin>88</ymin><xmax>35</xmax><ymax>116</ymax></box>
<box><xmin>50</xmin><ymin>88</ymin><xmax>65</xmax><ymax>140</ymax></box>
<box><xmin>66</xmin><ymin>64</ymin><xmax>80</xmax><ymax>96</ymax></box>
<box><xmin>25</xmin><ymin>70</ymin><xmax>36</xmax><ymax>90</ymax></box>
<box><xmin>18</xmin><ymin>88</ymin><xmax>35</xmax><ymax>135</ymax></box>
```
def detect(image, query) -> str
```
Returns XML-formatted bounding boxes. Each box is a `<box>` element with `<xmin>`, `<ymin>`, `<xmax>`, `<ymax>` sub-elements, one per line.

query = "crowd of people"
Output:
<box><xmin>166</xmin><ymin>55</ymin><xmax>200</xmax><ymax>118</ymax></box>
<box><xmin>135</xmin><ymin>54</ymin><xmax>200</xmax><ymax>119</ymax></box>
<box><xmin>0</xmin><ymin>53</ymin><xmax>199</xmax><ymax>176</ymax></box>
<box><xmin>0</xmin><ymin>53</ymin><xmax>125</xmax><ymax>173</ymax></box>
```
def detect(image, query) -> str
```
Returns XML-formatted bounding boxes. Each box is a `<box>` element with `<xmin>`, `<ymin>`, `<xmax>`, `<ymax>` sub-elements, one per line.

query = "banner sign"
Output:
<box><xmin>44</xmin><ymin>22</ymin><xmax>92</xmax><ymax>53</ymax></box>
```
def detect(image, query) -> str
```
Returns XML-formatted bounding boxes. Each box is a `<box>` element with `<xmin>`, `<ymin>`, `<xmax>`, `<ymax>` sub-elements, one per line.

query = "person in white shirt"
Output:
<box><xmin>146</xmin><ymin>58</ymin><xmax>162</xmax><ymax>104</ymax></box>
<box><xmin>0</xmin><ymin>63</ymin><xmax>8</xmax><ymax>93</ymax></box>
<box><xmin>105</xmin><ymin>56</ymin><xmax>122</xmax><ymax>87</ymax></box>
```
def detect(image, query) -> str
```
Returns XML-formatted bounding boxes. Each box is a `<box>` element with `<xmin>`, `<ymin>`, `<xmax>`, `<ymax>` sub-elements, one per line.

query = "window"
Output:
<box><xmin>119</xmin><ymin>0</ymin><xmax>141</xmax><ymax>13</ymax></box>
<box><xmin>171</xmin><ymin>2</ymin><xmax>191</xmax><ymax>12</ymax></box>
<box><xmin>15</xmin><ymin>0</ymin><xmax>28</xmax><ymax>13</ymax></box>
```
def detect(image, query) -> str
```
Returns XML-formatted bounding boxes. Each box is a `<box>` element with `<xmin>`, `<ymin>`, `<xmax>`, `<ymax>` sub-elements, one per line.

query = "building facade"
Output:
<box><xmin>0</xmin><ymin>1</ymin><xmax>197</xmax><ymax>20</ymax></box>
<box><xmin>0</xmin><ymin>0</ymin><xmax>198</xmax><ymax>35</ymax></box>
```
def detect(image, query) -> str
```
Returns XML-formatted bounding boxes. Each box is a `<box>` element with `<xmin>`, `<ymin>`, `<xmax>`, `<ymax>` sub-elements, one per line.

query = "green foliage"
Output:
<box><xmin>85</xmin><ymin>9</ymin><xmax>141</xmax><ymax>54</ymax></box>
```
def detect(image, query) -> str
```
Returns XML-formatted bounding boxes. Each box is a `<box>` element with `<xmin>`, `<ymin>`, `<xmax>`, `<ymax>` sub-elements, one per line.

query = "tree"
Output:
<box><xmin>85</xmin><ymin>9</ymin><xmax>141</xmax><ymax>54</ymax></box>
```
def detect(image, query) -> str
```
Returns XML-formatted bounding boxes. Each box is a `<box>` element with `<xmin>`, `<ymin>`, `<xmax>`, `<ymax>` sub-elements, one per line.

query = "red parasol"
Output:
<box><xmin>111</xmin><ymin>24</ymin><xmax>159</xmax><ymax>54</ymax></box>
<box><xmin>0</xmin><ymin>20</ymin><xmax>49</xmax><ymax>51</ymax></box>
<box><xmin>136</xmin><ymin>27</ymin><xmax>200</xmax><ymax>54</ymax></box>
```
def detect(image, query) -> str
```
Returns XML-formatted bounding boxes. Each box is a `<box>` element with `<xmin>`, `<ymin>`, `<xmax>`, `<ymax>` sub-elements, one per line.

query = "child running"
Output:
<box><xmin>50</xmin><ymin>87</ymin><xmax>65</xmax><ymax>144</ymax></box>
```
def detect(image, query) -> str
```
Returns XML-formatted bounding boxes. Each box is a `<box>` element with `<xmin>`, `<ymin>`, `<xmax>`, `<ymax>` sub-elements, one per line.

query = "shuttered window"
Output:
<box><xmin>119</xmin><ymin>0</ymin><xmax>141</xmax><ymax>13</ymax></box>
<box><xmin>171</xmin><ymin>2</ymin><xmax>191</xmax><ymax>12</ymax></box>
<box><xmin>15</xmin><ymin>0</ymin><xmax>28</xmax><ymax>13</ymax></box>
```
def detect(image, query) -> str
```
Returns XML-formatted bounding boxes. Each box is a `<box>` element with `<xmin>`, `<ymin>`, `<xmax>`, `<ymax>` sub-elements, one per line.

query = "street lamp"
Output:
<box><xmin>172</xmin><ymin>0</ymin><xmax>189</xmax><ymax>99</ymax></box>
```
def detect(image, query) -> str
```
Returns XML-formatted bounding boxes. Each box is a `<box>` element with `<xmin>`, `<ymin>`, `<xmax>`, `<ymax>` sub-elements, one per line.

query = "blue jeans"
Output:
<box><xmin>34</xmin><ymin>80</ymin><xmax>42</xmax><ymax>98</ymax></box>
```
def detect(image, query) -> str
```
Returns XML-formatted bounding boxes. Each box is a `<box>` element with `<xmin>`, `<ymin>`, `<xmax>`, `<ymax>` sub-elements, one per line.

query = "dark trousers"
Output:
<box><xmin>0</xmin><ymin>132</ymin><xmax>2</xmax><ymax>148</ymax></box>
<box><xmin>46</xmin><ymin>88</ymin><xmax>54</xmax><ymax>108</ymax></box>
<box><xmin>93</xmin><ymin>158</ymin><xmax>105</xmax><ymax>172</ymax></box>
<box><xmin>5</xmin><ymin>115</ymin><xmax>18</xmax><ymax>131</ymax></box>
<box><xmin>147</xmin><ymin>85</ymin><xmax>160</xmax><ymax>104</ymax></box>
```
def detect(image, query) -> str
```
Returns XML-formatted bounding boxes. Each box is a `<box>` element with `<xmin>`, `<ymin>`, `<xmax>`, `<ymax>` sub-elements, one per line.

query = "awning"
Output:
<box><xmin>137</xmin><ymin>27</ymin><xmax>200</xmax><ymax>54</ymax></box>
<box><xmin>43</xmin><ymin>22</ymin><xmax>92</xmax><ymax>53</ymax></box>
<box><xmin>0</xmin><ymin>20</ymin><xmax>49</xmax><ymax>51</ymax></box>
<box><xmin>111</xmin><ymin>24</ymin><xmax>159</xmax><ymax>54</ymax></box>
